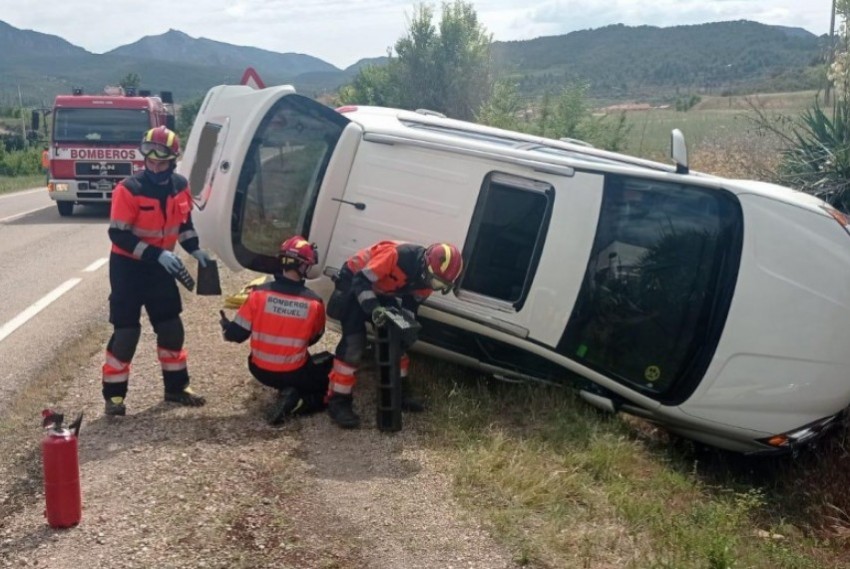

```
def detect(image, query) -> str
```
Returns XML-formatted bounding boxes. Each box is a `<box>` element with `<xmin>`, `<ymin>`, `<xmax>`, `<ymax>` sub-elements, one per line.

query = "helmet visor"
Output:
<box><xmin>140</xmin><ymin>141</ymin><xmax>176</xmax><ymax>160</ymax></box>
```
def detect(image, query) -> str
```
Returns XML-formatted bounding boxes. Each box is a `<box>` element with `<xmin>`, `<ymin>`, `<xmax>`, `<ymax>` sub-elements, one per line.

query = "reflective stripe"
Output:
<box><xmin>361</xmin><ymin>267</ymin><xmax>378</xmax><ymax>282</ymax></box>
<box><xmin>163</xmin><ymin>227</ymin><xmax>179</xmax><ymax>237</ymax></box>
<box><xmin>133</xmin><ymin>242</ymin><xmax>148</xmax><ymax>258</ymax></box>
<box><xmin>110</xmin><ymin>220</ymin><xmax>133</xmax><ymax>230</ymax></box>
<box><xmin>158</xmin><ymin>347</ymin><xmax>183</xmax><ymax>359</ymax></box>
<box><xmin>357</xmin><ymin>290</ymin><xmax>377</xmax><ymax>305</ymax></box>
<box><xmin>102</xmin><ymin>372</ymin><xmax>129</xmax><ymax>383</ymax></box>
<box><xmin>251</xmin><ymin>349</ymin><xmax>306</xmax><ymax>365</ymax></box>
<box><xmin>161</xmin><ymin>362</ymin><xmax>187</xmax><ymax>371</ymax></box>
<box><xmin>330</xmin><ymin>383</ymin><xmax>353</xmax><ymax>394</ymax></box>
<box><xmin>105</xmin><ymin>353</ymin><xmax>128</xmax><ymax>370</ymax></box>
<box><xmin>179</xmin><ymin>230</ymin><xmax>198</xmax><ymax>241</ymax></box>
<box><xmin>252</xmin><ymin>332</ymin><xmax>308</xmax><ymax>347</ymax></box>
<box><xmin>333</xmin><ymin>359</ymin><xmax>357</xmax><ymax>376</ymax></box>
<box><xmin>440</xmin><ymin>244</ymin><xmax>452</xmax><ymax>272</ymax></box>
<box><xmin>133</xmin><ymin>227</ymin><xmax>163</xmax><ymax>238</ymax></box>
<box><xmin>233</xmin><ymin>314</ymin><xmax>251</xmax><ymax>329</ymax></box>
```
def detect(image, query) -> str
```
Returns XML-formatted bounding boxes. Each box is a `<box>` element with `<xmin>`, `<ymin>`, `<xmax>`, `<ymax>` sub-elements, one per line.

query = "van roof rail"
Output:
<box><xmin>415</xmin><ymin>108</ymin><xmax>447</xmax><ymax>118</ymax></box>
<box><xmin>559</xmin><ymin>137</ymin><xmax>594</xmax><ymax>148</ymax></box>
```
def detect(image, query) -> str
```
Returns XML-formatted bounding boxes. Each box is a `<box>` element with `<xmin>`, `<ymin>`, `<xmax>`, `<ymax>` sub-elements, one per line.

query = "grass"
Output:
<box><xmin>0</xmin><ymin>174</ymin><xmax>44</xmax><ymax>195</ymax></box>
<box><xmin>414</xmin><ymin>357</ymin><xmax>844</xmax><ymax>568</ymax></box>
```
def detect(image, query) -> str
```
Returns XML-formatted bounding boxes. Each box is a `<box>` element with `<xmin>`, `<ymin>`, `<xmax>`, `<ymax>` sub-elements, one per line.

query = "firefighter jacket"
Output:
<box><xmin>108</xmin><ymin>172</ymin><xmax>200</xmax><ymax>262</ymax></box>
<box><xmin>223</xmin><ymin>277</ymin><xmax>326</xmax><ymax>373</ymax></box>
<box><xmin>339</xmin><ymin>240</ymin><xmax>432</xmax><ymax>315</ymax></box>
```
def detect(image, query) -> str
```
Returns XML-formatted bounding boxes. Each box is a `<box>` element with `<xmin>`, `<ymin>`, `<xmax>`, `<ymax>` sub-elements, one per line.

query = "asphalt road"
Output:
<box><xmin>0</xmin><ymin>188</ymin><xmax>112</xmax><ymax>409</ymax></box>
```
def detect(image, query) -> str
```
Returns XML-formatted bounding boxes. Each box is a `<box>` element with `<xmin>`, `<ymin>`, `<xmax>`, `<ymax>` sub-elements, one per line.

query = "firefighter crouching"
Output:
<box><xmin>220</xmin><ymin>236</ymin><xmax>330</xmax><ymax>425</ymax></box>
<box><xmin>101</xmin><ymin>126</ymin><xmax>211</xmax><ymax>416</ymax></box>
<box><xmin>326</xmin><ymin>240</ymin><xmax>464</xmax><ymax>429</ymax></box>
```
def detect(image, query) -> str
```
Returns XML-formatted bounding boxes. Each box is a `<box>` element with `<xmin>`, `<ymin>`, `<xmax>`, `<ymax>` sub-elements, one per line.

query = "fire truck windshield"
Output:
<box><xmin>53</xmin><ymin>108</ymin><xmax>151</xmax><ymax>144</ymax></box>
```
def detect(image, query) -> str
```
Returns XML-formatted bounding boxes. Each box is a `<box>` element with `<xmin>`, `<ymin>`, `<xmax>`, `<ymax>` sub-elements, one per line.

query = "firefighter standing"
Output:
<box><xmin>41</xmin><ymin>146</ymin><xmax>49</xmax><ymax>185</ymax></box>
<box><xmin>220</xmin><ymin>236</ymin><xmax>330</xmax><ymax>425</ymax></box>
<box><xmin>326</xmin><ymin>240</ymin><xmax>464</xmax><ymax>428</ymax></box>
<box><xmin>101</xmin><ymin>126</ymin><xmax>211</xmax><ymax>416</ymax></box>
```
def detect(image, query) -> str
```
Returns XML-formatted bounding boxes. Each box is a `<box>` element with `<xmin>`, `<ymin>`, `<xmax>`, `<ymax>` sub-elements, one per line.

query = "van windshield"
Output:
<box><xmin>231</xmin><ymin>95</ymin><xmax>348</xmax><ymax>273</ymax></box>
<box><xmin>558</xmin><ymin>175</ymin><xmax>743</xmax><ymax>404</ymax></box>
<box><xmin>53</xmin><ymin>108</ymin><xmax>151</xmax><ymax>144</ymax></box>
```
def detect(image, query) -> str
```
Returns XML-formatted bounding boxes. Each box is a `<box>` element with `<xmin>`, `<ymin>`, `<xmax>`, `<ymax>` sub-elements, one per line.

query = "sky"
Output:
<box><xmin>4</xmin><ymin>0</ymin><xmax>834</xmax><ymax>69</ymax></box>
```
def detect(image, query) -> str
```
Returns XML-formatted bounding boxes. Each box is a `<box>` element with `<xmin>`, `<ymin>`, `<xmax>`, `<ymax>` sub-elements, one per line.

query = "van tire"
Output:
<box><xmin>57</xmin><ymin>201</ymin><xmax>74</xmax><ymax>216</ymax></box>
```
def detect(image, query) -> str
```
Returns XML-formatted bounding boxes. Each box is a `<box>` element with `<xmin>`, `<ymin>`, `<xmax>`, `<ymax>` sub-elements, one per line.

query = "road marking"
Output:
<box><xmin>0</xmin><ymin>188</ymin><xmax>43</xmax><ymax>200</ymax></box>
<box><xmin>82</xmin><ymin>257</ymin><xmax>108</xmax><ymax>272</ymax></box>
<box><xmin>0</xmin><ymin>278</ymin><xmax>82</xmax><ymax>343</ymax></box>
<box><xmin>0</xmin><ymin>205</ymin><xmax>52</xmax><ymax>224</ymax></box>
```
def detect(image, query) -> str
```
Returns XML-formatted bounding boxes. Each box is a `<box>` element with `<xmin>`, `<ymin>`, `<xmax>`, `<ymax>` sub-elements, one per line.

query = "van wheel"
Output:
<box><xmin>57</xmin><ymin>202</ymin><xmax>74</xmax><ymax>216</ymax></box>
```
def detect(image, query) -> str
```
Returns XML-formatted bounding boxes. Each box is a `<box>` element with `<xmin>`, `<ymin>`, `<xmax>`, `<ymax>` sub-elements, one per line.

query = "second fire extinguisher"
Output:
<box><xmin>41</xmin><ymin>409</ymin><xmax>83</xmax><ymax>529</ymax></box>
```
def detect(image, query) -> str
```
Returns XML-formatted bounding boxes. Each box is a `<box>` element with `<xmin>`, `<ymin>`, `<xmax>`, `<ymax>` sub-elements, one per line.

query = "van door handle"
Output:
<box><xmin>332</xmin><ymin>198</ymin><xmax>366</xmax><ymax>211</ymax></box>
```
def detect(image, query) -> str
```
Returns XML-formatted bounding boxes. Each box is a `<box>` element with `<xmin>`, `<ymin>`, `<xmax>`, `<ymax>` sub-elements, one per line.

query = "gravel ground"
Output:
<box><xmin>0</xmin><ymin>263</ymin><xmax>522</xmax><ymax>569</ymax></box>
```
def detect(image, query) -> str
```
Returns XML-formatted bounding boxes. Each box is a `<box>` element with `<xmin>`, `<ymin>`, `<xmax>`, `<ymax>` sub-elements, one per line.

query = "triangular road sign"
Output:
<box><xmin>240</xmin><ymin>67</ymin><xmax>266</xmax><ymax>90</ymax></box>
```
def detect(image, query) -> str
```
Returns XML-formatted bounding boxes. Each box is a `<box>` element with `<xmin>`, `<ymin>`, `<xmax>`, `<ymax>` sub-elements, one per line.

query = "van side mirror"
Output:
<box><xmin>165</xmin><ymin>115</ymin><xmax>176</xmax><ymax>131</ymax></box>
<box><xmin>670</xmin><ymin>129</ymin><xmax>689</xmax><ymax>174</ymax></box>
<box><xmin>160</xmin><ymin>91</ymin><xmax>174</xmax><ymax>104</ymax></box>
<box><xmin>31</xmin><ymin>110</ymin><xmax>40</xmax><ymax>132</ymax></box>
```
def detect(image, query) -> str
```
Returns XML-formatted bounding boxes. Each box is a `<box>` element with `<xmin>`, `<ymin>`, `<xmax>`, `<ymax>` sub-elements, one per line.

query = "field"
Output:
<box><xmin>614</xmin><ymin>91</ymin><xmax>820</xmax><ymax>178</ymax></box>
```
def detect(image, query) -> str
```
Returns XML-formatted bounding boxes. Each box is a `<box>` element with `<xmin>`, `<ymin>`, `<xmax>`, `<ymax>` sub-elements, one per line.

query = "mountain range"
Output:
<box><xmin>0</xmin><ymin>19</ymin><xmax>826</xmax><ymax>107</ymax></box>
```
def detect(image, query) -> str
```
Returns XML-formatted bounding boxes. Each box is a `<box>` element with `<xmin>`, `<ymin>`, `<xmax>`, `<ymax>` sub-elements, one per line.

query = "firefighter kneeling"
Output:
<box><xmin>220</xmin><ymin>236</ymin><xmax>330</xmax><ymax>425</ymax></box>
<box><xmin>326</xmin><ymin>240</ymin><xmax>464</xmax><ymax>429</ymax></box>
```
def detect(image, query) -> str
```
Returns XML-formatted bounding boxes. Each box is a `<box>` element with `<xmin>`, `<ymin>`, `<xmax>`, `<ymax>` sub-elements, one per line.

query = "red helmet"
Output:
<box><xmin>279</xmin><ymin>235</ymin><xmax>318</xmax><ymax>276</ymax></box>
<box><xmin>424</xmin><ymin>242</ymin><xmax>463</xmax><ymax>294</ymax></box>
<box><xmin>140</xmin><ymin>126</ymin><xmax>180</xmax><ymax>160</ymax></box>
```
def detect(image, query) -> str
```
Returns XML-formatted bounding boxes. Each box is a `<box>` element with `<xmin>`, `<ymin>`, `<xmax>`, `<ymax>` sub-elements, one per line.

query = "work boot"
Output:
<box><xmin>104</xmin><ymin>396</ymin><xmax>126</xmax><ymax>416</ymax></box>
<box><xmin>164</xmin><ymin>386</ymin><xmax>206</xmax><ymax>407</ymax></box>
<box><xmin>268</xmin><ymin>387</ymin><xmax>304</xmax><ymax>426</ymax></box>
<box><xmin>401</xmin><ymin>381</ymin><xmax>425</xmax><ymax>413</ymax></box>
<box><xmin>327</xmin><ymin>394</ymin><xmax>360</xmax><ymax>429</ymax></box>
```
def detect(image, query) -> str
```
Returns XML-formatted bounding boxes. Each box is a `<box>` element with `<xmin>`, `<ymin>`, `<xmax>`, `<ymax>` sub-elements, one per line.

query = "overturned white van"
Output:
<box><xmin>178</xmin><ymin>84</ymin><xmax>850</xmax><ymax>454</ymax></box>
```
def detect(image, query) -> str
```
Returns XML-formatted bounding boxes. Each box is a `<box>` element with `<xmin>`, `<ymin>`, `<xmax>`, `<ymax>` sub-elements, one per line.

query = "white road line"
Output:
<box><xmin>0</xmin><ymin>188</ymin><xmax>43</xmax><ymax>200</ymax></box>
<box><xmin>82</xmin><ymin>257</ymin><xmax>108</xmax><ymax>272</ymax></box>
<box><xmin>0</xmin><ymin>205</ymin><xmax>52</xmax><ymax>224</ymax></box>
<box><xmin>0</xmin><ymin>278</ymin><xmax>82</xmax><ymax>343</ymax></box>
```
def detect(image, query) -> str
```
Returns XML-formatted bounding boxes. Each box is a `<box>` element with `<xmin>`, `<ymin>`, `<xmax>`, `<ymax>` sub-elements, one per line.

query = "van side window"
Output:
<box><xmin>459</xmin><ymin>173</ymin><xmax>553</xmax><ymax>309</ymax></box>
<box><xmin>558</xmin><ymin>175</ymin><xmax>742</xmax><ymax>403</ymax></box>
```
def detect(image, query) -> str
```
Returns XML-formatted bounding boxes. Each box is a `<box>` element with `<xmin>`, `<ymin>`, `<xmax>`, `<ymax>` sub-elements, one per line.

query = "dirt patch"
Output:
<box><xmin>0</xmin><ymin>261</ymin><xmax>521</xmax><ymax>569</ymax></box>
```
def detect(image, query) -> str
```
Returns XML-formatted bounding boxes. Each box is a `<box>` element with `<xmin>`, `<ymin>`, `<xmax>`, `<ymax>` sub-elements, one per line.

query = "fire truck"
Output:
<box><xmin>45</xmin><ymin>86</ymin><xmax>175</xmax><ymax>216</ymax></box>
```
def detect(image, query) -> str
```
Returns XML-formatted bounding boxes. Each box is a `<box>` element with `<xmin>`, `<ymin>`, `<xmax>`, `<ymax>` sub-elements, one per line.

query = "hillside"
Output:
<box><xmin>492</xmin><ymin>20</ymin><xmax>826</xmax><ymax>101</ymax></box>
<box><xmin>0</xmin><ymin>19</ymin><xmax>827</xmax><ymax>108</ymax></box>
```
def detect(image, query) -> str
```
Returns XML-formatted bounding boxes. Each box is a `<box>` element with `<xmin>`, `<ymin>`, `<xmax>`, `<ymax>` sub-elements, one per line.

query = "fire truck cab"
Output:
<box><xmin>46</xmin><ymin>86</ymin><xmax>175</xmax><ymax>216</ymax></box>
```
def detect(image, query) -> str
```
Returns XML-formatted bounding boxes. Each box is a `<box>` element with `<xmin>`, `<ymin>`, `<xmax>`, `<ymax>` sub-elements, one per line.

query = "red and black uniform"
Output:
<box><xmin>101</xmin><ymin>171</ymin><xmax>201</xmax><ymax>400</ymax></box>
<box><xmin>328</xmin><ymin>241</ymin><xmax>431</xmax><ymax>396</ymax></box>
<box><xmin>223</xmin><ymin>276</ymin><xmax>329</xmax><ymax>411</ymax></box>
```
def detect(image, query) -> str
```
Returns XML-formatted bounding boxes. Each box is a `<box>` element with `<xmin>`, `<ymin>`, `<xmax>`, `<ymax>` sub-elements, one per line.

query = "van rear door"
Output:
<box><xmin>179</xmin><ymin>85</ymin><xmax>354</xmax><ymax>274</ymax></box>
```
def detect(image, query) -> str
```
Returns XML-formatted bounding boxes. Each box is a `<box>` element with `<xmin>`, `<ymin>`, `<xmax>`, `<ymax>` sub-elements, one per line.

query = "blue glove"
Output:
<box><xmin>191</xmin><ymin>249</ymin><xmax>212</xmax><ymax>268</ymax></box>
<box><xmin>158</xmin><ymin>251</ymin><xmax>185</xmax><ymax>275</ymax></box>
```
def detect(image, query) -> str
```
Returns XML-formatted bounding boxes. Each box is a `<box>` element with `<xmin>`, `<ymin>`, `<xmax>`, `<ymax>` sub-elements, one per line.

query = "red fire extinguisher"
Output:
<box><xmin>41</xmin><ymin>409</ymin><xmax>83</xmax><ymax>529</ymax></box>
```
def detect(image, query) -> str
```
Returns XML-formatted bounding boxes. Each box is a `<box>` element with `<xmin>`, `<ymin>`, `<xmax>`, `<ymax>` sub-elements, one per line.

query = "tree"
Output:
<box><xmin>338</xmin><ymin>1</ymin><xmax>493</xmax><ymax>121</ymax></box>
<box><xmin>119</xmin><ymin>73</ymin><xmax>141</xmax><ymax>90</ymax></box>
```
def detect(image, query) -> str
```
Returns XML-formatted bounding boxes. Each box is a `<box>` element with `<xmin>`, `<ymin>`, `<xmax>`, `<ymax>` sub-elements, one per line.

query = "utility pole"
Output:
<box><xmin>826</xmin><ymin>0</ymin><xmax>837</xmax><ymax>106</ymax></box>
<box><xmin>18</xmin><ymin>85</ymin><xmax>27</xmax><ymax>148</ymax></box>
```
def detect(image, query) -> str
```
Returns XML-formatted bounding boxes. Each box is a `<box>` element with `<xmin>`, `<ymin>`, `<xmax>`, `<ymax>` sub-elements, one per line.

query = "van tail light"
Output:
<box><xmin>758</xmin><ymin>413</ymin><xmax>842</xmax><ymax>450</ymax></box>
<box><xmin>821</xmin><ymin>205</ymin><xmax>850</xmax><ymax>236</ymax></box>
<box><xmin>336</xmin><ymin>105</ymin><xmax>358</xmax><ymax>114</ymax></box>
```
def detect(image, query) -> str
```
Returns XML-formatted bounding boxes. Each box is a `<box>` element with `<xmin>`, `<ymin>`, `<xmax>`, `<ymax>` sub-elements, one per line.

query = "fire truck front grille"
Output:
<box><xmin>75</xmin><ymin>161</ymin><xmax>132</xmax><ymax>177</ymax></box>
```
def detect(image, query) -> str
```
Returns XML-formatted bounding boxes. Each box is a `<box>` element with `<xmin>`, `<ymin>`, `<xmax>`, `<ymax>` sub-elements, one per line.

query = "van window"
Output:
<box><xmin>231</xmin><ymin>95</ymin><xmax>348</xmax><ymax>273</ymax></box>
<box><xmin>187</xmin><ymin>121</ymin><xmax>224</xmax><ymax>206</ymax></box>
<box><xmin>558</xmin><ymin>175</ymin><xmax>742</xmax><ymax>403</ymax></box>
<box><xmin>459</xmin><ymin>173</ymin><xmax>553</xmax><ymax>309</ymax></box>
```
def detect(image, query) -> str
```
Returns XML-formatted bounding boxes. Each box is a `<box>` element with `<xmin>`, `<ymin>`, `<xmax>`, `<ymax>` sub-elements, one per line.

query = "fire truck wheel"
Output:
<box><xmin>56</xmin><ymin>202</ymin><xmax>74</xmax><ymax>217</ymax></box>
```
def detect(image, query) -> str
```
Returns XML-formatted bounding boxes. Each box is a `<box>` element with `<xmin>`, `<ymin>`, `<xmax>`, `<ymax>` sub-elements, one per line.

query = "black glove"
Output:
<box><xmin>219</xmin><ymin>310</ymin><xmax>231</xmax><ymax>331</ymax></box>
